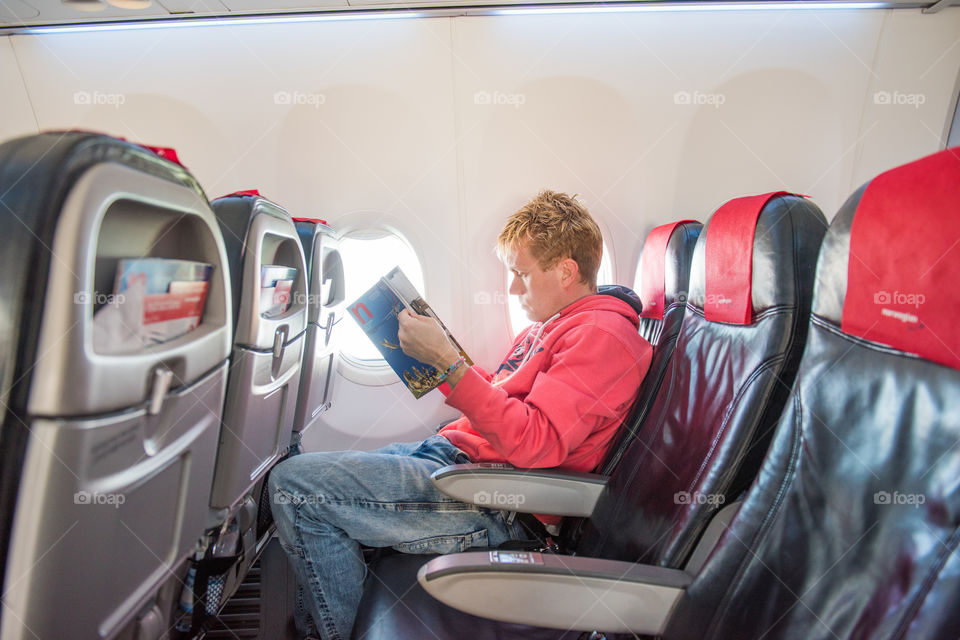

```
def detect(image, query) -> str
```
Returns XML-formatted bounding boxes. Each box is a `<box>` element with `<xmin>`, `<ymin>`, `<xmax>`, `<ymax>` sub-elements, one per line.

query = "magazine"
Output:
<box><xmin>260</xmin><ymin>265</ymin><xmax>297</xmax><ymax>318</ymax></box>
<box><xmin>93</xmin><ymin>258</ymin><xmax>213</xmax><ymax>352</ymax></box>
<box><xmin>349</xmin><ymin>267</ymin><xmax>472</xmax><ymax>398</ymax></box>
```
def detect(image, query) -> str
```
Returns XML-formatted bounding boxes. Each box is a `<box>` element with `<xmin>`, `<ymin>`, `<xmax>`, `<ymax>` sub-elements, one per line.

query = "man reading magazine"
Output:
<box><xmin>269</xmin><ymin>190</ymin><xmax>653</xmax><ymax>640</ymax></box>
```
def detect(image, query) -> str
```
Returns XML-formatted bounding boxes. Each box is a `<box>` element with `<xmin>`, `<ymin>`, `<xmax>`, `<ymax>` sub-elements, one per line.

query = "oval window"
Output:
<box><xmin>338</xmin><ymin>230</ymin><xmax>426</xmax><ymax>368</ymax></box>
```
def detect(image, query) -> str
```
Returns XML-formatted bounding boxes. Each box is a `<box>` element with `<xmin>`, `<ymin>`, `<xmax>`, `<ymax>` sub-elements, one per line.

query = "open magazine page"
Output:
<box><xmin>349</xmin><ymin>266</ymin><xmax>472</xmax><ymax>398</ymax></box>
<box><xmin>380</xmin><ymin>267</ymin><xmax>473</xmax><ymax>367</ymax></box>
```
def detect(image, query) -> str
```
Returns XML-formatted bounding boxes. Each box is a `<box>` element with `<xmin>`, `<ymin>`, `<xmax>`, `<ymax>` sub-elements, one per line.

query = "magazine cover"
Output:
<box><xmin>260</xmin><ymin>265</ymin><xmax>297</xmax><ymax>318</ymax></box>
<box><xmin>349</xmin><ymin>267</ymin><xmax>472</xmax><ymax>398</ymax></box>
<box><xmin>93</xmin><ymin>258</ymin><xmax>213</xmax><ymax>352</ymax></box>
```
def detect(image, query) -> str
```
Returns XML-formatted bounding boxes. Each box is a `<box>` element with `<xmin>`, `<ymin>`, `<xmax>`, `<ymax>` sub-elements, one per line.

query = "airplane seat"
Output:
<box><xmin>596</xmin><ymin>219</ymin><xmax>701</xmax><ymax>477</ymax></box>
<box><xmin>186</xmin><ymin>192</ymin><xmax>306</xmax><ymax>621</ymax></box>
<box><xmin>351</xmin><ymin>191</ymin><xmax>827</xmax><ymax>639</ymax></box>
<box><xmin>291</xmin><ymin>216</ymin><xmax>345</xmax><ymax>443</ymax></box>
<box><xmin>208</xmin><ymin>190</ymin><xmax>308</xmax><ymax>511</ymax></box>
<box><xmin>0</xmin><ymin>132</ymin><xmax>232</xmax><ymax>640</ymax></box>
<box><xmin>560</xmin><ymin>220</ymin><xmax>701</xmax><ymax>549</ymax></box>
<box><xmin>663</xmin><ymin>146</ymin><xmax>960</xmax><ymax>638</ymax></box>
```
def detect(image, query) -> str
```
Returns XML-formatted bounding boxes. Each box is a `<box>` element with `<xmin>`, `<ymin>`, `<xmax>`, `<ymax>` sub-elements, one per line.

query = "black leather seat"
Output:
<box><xmin>663</xmin><ymin>146</ymin><xmax>960</xmax><ymax>639</ymax></box>
<box><xmin>561</xmin><ymin>220</ymin><xmax>701</xmax><ymax>548</ymax></box>
<box><xmin>596</xmin><ymin>219</ymin><xmax>701</xmax><ymax>476</ymax></box>
<box><xmin>352</xmin><ymin>191</ymin><xmax>827</xmax><ymax>639</ymax></box>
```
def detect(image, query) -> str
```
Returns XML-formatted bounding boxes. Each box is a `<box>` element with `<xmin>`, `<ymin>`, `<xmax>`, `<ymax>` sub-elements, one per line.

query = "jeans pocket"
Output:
<box><xmin>392</xmin><ymin>528</ymin><xmax>489</xmax><ymax>554</ymax></box>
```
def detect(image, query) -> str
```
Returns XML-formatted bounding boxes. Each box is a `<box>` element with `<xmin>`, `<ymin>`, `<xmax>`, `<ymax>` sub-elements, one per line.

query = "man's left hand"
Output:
<box><xmin>397</xmin><ymin>308</ymin><xmax>459</xmax><ymax>370</ymax></box>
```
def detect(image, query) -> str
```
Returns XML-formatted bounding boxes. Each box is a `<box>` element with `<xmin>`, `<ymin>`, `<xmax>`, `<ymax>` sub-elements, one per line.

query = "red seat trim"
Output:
<box><xmin>704</xmin><ymin>192</ymin><xmax>800</xmax><ymax>324</ymax></box>
<box><xmin>841</xmin><ymin>147</ymin><xmax>960</xmax><ymax>371</ymax></box>
<box><xmin>639</xmin><ymin>220</ymin><xmax>696</xmax><ymax>320</ymax></box>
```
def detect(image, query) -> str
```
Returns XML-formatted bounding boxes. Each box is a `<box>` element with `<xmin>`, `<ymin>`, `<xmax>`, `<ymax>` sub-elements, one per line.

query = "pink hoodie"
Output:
<box><xmin>439</xmin><ymin>294</ymin><xmax>652</xmax><ymax>473</ymax></box>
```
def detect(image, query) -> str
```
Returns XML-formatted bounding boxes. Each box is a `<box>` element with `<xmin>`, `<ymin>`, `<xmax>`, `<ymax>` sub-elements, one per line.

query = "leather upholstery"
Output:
<box><xmin>352</xmin><ymin>194</ymin><xmax>826</xmax><ymax>639</ymax></box>
<box><xmin>354</xmin><ymin>553</ymin><xmax>585</xmax><ymax>640</ymax></box>
<box><xmin>561</xmin><ymin>222</ymin><xmax>701</xmax><ymax>549</ymax></box>
<box><xmin>600</xmin><ymin>221</ymin><xmax>701</xmax><ymax>476</ymax></box>
<box><xmin>211</xmin><ymin>194</ymin><xmax>260</xmax><ymax>329</ymax></box>
<box><xmin>665</xmin><ymin>149</ymin><xmax>960</xmax><ymax>639</ymax></box>
<box><xmin>578</xmin><ymin>195</ymin><xmax>826</xmax><ymax>568</ymax></box>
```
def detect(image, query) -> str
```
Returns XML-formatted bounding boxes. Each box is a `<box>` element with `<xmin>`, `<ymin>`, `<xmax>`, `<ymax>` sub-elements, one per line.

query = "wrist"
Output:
<box><xmin>435</xmin><ymin>348</ymin><xmax>460</xmax><ymax>371</ymax></box>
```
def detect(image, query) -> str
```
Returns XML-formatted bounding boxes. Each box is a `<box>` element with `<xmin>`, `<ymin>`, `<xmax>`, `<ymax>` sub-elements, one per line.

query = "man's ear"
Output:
<box><xmin>557</xmin><ymin>257</ymin><xmax>580</xmax><ymax>288</ymax></box>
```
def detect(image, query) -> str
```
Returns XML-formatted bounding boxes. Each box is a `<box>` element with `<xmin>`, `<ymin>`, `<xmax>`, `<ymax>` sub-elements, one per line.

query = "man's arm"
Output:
<box><xmin>445</xmin><ymin>325</ymin><xmax>649</xmax><ymax>468</ymax></box>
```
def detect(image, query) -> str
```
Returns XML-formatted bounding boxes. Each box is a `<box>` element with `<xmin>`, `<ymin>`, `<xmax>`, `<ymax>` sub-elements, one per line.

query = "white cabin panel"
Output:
<box><xmin>0</xmin><ymin>38</ymin><xmax>37</xmax><ymax>142</ymax></box>
<box><xmin>853</xmin><ymin>9</ymin><xmax>960</xmax><ymax>186</ymax></box>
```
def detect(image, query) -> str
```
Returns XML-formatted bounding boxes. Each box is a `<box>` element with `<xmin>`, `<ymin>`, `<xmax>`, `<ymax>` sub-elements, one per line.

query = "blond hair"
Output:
<box><xmin>497</xmin><ymin>190</ymin><xmax>603</xmax><ymax>289</ymax></box>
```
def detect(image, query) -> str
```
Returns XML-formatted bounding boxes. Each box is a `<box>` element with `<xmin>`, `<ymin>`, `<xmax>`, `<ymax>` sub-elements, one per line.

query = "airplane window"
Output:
<box><xmin>507</xmin><ymin>243</ymin><xmax>613</xmax><ymax>336</ymax></box>
<box><xmin>339</xmin><ymin>230</ymin><xmax>426</xmax><ymax>364</ymax></box>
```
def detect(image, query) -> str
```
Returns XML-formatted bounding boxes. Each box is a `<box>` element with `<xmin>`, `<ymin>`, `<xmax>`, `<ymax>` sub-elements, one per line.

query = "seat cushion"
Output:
<box><xmin>353</xmin><ymin>553</ymin><xmax>584</xmax><ymax>640</ymax></box>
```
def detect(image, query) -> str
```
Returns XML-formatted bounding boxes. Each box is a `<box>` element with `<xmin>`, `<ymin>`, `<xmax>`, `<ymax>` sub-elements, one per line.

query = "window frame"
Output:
<box><xmin>335</xmin><ymin>222</ymin><xmax>427</xmax><ymax>386</ymax></box>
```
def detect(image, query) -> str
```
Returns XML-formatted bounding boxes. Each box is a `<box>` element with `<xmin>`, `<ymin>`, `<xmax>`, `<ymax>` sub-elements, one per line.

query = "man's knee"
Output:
<box><xmin>269</xmin><ymin>452</ymin><xmax>324</xmax><ymax>498</ymax></box>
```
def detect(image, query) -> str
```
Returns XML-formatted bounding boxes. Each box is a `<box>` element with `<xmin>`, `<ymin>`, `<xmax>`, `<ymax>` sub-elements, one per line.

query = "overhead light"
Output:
<box><xmin>21</xmin><ymin>9</ymin><xmax>425</xmax><ymax>32</ymax></box>
<box><xmin>61</xmin><ymin>0</ymin><xmax>107</xmax><ymax>11</ymax></box>
<box><xmin>492</xmin><ymin>2</ymin><xmax>888</xmax><ymax>14</ymax></box>
<box><xmin>18</xmin><ymin>0</ymin><xmax>890</xmax><ymax>33</ymax></box>
<box><xmin>106</xmin><ymin>0</ymin><xmax>153</xmax><ymax>7</ymax></box>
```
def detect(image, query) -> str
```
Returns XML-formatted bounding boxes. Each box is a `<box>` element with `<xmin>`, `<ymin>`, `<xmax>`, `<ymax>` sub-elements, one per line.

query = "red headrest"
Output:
<box><xmin>221</xmin><ymin>189</ymin><xmax>261</xmax><ymax>198</ymax></box>
<box><xmin>293</xmin><ymin>217</ymin><xmax>329</xmax><ymax>226</ymax></box>
<box><xmin>841</xmin><ymin>147</ymin><xmax>960</xmax><ymax>371</ymax></box>
<box><xmin>140</xmin><ymin>144</ymin><xmax>183</xmax><ymax>167</ymax></box>
<box><xmin>704</xmin><ymin>191</ymin><xmax>804</xmax><ymax>325</ymax></box>
<box><xmin>639</xmin><ymin>220</ymin><xmax>696</xmax><ymax>320</ymax></box>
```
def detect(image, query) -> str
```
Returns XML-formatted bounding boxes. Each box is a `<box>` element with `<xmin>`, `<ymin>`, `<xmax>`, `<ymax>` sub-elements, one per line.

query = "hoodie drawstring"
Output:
<box><xmin>518</xmin><ymin>311</ymin><xmax>560</xmax><ymax>370</ymax></box>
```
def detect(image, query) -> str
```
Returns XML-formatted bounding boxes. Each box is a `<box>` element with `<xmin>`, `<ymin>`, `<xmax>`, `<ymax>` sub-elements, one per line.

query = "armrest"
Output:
<box><xmin>418</xmin><ymin>550</ymin><xmax>690</xmax><ymax>634</ymax></box>
<box><xmin>430</xmin><ymin>463</ymin><xmax>607</xmax><ymax>517</ymax></box>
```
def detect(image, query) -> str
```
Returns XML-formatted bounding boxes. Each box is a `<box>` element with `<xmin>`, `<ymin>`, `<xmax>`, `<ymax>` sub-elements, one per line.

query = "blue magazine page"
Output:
<box><xmin>348</xmin><ymin>269</ymin><xmax>471</xmax><ymax>398</ymax></box>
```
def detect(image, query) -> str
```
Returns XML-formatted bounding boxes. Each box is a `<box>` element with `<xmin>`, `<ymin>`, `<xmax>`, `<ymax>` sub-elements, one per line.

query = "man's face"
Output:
<box><xmin>505</xmin><ymin>243</ymin><xmax>565</xmax><ymax>323</ymax></box>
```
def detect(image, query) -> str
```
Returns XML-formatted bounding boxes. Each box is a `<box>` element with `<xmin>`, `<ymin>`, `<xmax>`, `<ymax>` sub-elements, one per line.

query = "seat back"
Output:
<box><xmin>578</xmin><ymin>193</ymin><xmax>826</xmax><ymax>568</ymax></box>
<box><xmin>292</xmin><ymin>217</ymin><xmax>345</xmax><ymax>438</ymax></box>
<box><xmin>209</xmin><ymin>193</ymin><xmax>308</xmax><ymax>510</ymax></box>
<box><xmin>597</xmin><ymin>220</ymin><xmax>701</xmax><ymax>476</ymax></box>
<box><xmin>0</xmin><ymin>132</ymin><xmax>232</xmax><ymax>640</ymax></box>
<box><xmin>666</xmin><ymin>147</ymin><xmax>960</xmax><ymax>639</ymax></box>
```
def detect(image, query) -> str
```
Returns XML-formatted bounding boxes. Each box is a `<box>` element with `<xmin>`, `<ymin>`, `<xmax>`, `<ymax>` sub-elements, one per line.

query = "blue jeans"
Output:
<box><xmin>269</xmin><ymin>435</ymin><xmax>525</xmax><ymax>640</ymax></box>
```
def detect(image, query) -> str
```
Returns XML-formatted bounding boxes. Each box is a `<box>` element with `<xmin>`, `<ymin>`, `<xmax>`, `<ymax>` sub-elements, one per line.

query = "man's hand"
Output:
<box><xmin>397</xmin><ymin>308</ymin><xmax>460</xmax><ymax>370</ymax></box>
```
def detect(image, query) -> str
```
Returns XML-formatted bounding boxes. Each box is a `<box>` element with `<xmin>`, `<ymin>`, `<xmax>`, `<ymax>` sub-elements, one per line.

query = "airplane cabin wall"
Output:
<box><xmin>0</xmin><ymin>38</ymin><xmax>38</xmax><ymax>141</ymax></box>
<box><xmin>2</xmin><ymin>7</ymin><xmax>958</xmax><ymax>451</ymax></box>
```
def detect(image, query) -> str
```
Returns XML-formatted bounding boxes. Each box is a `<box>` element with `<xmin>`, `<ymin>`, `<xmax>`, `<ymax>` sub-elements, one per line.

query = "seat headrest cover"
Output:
<box><xmin>221</xmin><ymin>189</ymin><xmax>261</xmax><ymax>198</ymax></box>
<box><xmin>704</xmin><ymin>191</ymin><xmax>803</xmax><ymax>324</ymax></box>
<box><xmin>598</xmin><ymin>284</ymin><xmax>643</xmax><ymax>316</ymax></box>
<box><xmin>293</xmin><ymin>216</ymin><xmax>329</xmax><ymax>226</ymax></box>
<box><xmin>638</xmin><ymin>220</ymin><xmax>697</xmax><ymax>320</ymax></box>
<box><xmin>841</xmin><ymin>146</ymin><xmax>960</xmax><ymax>371</ymax></box>
<box><xmin>139</xmin><ymin>144</ymin><xmax>183</xmax><ymax>167</ymax></box>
